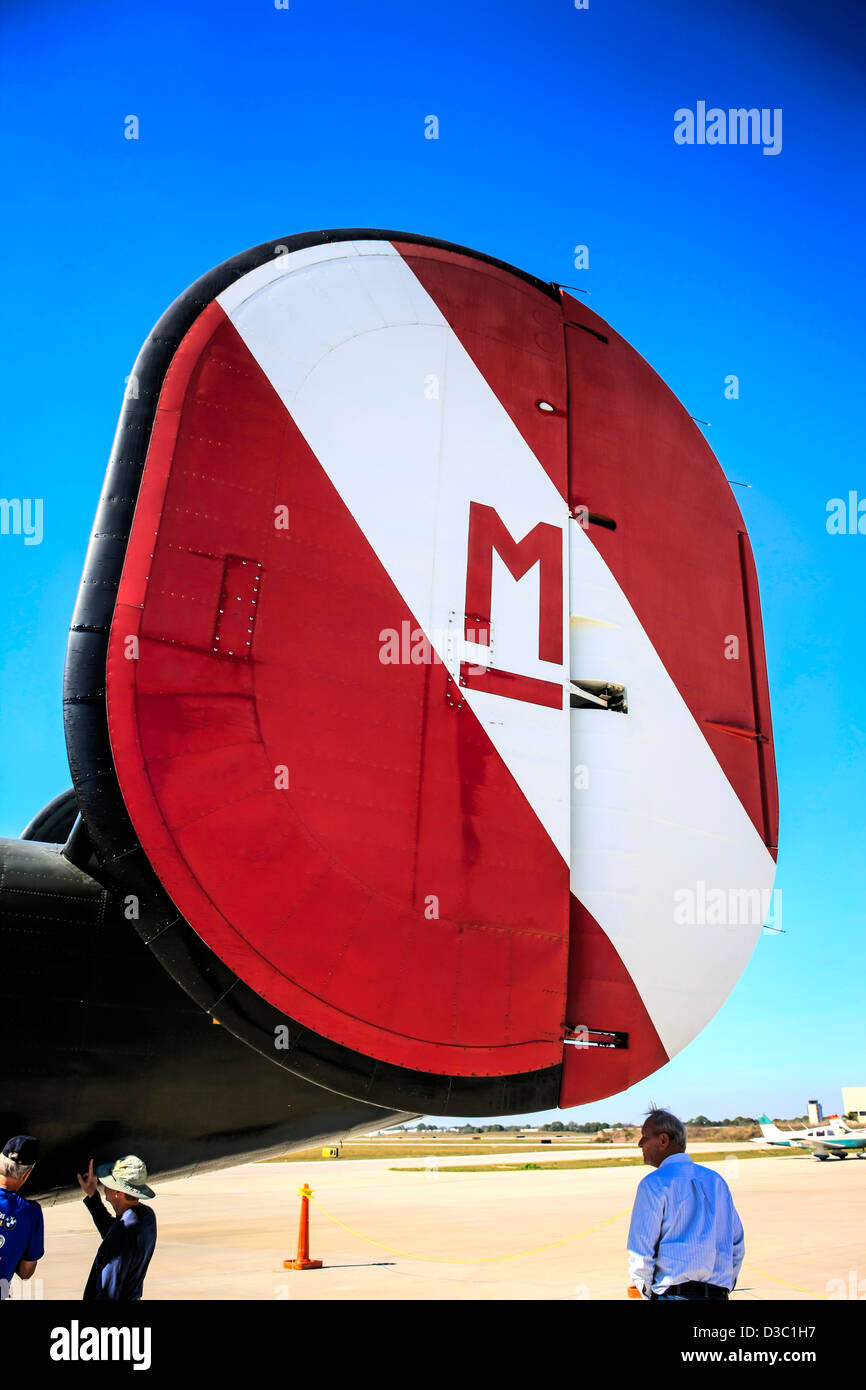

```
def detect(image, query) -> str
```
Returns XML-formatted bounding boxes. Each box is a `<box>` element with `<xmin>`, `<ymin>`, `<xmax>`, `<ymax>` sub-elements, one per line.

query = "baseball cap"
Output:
<box><xmin>2</xmin><ymin>1136</ymin><xmax>39</xmax><ymax>1166</ymax></box>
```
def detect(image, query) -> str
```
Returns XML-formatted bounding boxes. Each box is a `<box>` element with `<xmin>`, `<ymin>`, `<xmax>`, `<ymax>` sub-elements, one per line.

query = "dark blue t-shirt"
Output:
<box><xmin>0</xmin><ymin>1188</ymin><xmax>44</xmax><ymax>1297</ymax></box>
<box><xmin>82</xmin><ymin>1194</ymin><xmax>157</xmax><ymax>1300</ymax></box>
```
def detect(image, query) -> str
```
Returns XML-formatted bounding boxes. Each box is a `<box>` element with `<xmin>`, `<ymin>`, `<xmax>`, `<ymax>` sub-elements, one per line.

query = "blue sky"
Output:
<box><xmin>1</xmin><ymin>0</ymin><xmax>863</xmax><ymax>1123</ymax></box>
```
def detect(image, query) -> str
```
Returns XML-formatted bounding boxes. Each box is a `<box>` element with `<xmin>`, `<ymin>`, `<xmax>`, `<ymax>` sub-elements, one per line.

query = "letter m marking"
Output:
<box><xmin>461</xmin><ymin>502</ymin><xmax>563</xmax><ymax>708</ymax></box>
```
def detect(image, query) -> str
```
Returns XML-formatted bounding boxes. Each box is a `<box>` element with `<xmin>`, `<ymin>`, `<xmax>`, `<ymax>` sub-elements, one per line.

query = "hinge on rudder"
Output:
<box><xmin>569</xmin><ymin>680</ymin><xmax>628</xmax><ymax>713</ymax></box>
<box><xmin>704</xmin><ymin>719</ymin><xmax>769</xmax><ymax>744</ymax></box>
<box><xmin>564</xmin><ymin>1025</ymin><xmax>629</xmax><ymax>1050</ymax></box>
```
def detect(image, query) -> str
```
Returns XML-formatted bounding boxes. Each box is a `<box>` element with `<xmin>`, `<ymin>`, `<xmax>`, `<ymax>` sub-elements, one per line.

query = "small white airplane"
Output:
<box><xmin>753</xmin><ymin>1114</ymin><xmax>866</xmax><ymax>1160</ymax></box>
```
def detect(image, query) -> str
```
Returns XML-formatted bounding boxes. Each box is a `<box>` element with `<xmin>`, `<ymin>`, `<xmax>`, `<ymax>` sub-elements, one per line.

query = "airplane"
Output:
<box><xmin>753</xmin><ymin>1115</ymin><xmax>866</xmax><ymax>1160</ymax></box>
<box><xmin>1</xmin><ymin>230</ymin><xmax>779</xmax><ymax>1200</ymax></box>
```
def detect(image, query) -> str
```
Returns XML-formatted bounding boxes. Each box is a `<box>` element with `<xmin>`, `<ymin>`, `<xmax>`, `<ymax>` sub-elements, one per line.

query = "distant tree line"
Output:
<box><xmin>401</xmin><ymin>1114</ymin><xmax>804</xmax><ymax>1133</ymax></box>
<box><xmin>686</xmin><ymin>1115</ymin><xmax>758</xmax><ymax>1127</ymax></box>
<box><xmin>403</xmin><ymin>1121</ymin><xmax>634</xmax><ymax>1133</ymax></box>
<box><xmin>407</xmin><ymin>1123</ymin><xmax>511</xmax><ymax>1132</ymax></box>
<box><xmin>540</xmin><ymin>1120</ymin><xmax>631</xmax><ymax>1132</ymax></box>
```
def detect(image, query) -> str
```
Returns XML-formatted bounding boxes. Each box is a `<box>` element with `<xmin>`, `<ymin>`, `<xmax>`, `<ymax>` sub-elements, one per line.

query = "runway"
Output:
<box><xmin>29</xmin><ymin>1145</ymin><xmax>864</xmax><ymax>1301</ymax></box>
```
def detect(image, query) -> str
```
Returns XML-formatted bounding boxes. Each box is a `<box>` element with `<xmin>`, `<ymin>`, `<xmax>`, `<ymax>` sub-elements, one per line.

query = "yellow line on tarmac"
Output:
<box><xmin>743</xmin><ymin>1262</ymin><xmax>827</xmax><ymax>1299</ymax></box>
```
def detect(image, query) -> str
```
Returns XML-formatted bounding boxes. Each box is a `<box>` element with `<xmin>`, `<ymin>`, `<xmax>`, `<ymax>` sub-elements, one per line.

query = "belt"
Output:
<box><xmin>653</xmin><ymin>1281</ymin><xmax>730</xmax><ymax>1300</ymax></box>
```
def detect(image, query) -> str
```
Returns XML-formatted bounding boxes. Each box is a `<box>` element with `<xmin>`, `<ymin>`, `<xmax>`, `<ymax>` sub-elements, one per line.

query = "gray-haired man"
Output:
<box><xmin>0</xmin><ymin>1136</ymin><xmax>44</xmax><ymax>1300</ymax></box>
<box><xmin>627</xmin><ymin>1107</ymin><xmax>744</xmax><ymax>1300</ymax></box>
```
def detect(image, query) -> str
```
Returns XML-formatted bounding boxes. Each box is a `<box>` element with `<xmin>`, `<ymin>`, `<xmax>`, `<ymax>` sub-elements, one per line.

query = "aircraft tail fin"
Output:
<box><xmin>758</xmin><ymin>1115</ymin><xmax>786</xmax><ymax>1140</ymax></box>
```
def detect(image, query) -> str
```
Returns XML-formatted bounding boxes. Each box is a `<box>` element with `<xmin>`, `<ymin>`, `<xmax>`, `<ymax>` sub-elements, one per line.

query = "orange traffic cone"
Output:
<box><xmin>283</xmin><ymin>1183</ymin><xmax>323</xmax><ymax>1270</ymax></box>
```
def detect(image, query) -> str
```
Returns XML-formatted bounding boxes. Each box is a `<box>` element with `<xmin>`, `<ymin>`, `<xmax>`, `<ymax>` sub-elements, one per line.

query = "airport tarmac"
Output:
<box><xmin>31</xmin><ymin>1146</ymin><xmax>864</xmax><ymax>1301</ymax></box>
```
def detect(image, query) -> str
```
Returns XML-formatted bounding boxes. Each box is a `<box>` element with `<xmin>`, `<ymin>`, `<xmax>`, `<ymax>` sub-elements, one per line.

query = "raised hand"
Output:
<box><xmin>77</xmin><ymin>1158</ymin><xmax>98</xmax><ymax>1198</ymax></box>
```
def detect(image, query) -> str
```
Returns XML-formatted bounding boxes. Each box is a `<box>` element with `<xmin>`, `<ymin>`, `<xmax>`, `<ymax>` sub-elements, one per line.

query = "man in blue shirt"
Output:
<box><xmin>0</xmin><ymin>1135</ymin><xmax>44</xmax><ymax>1300</ymax></box>
<box><xmin>77</xmin><ymin>1155</ymin><xmax>157</xmax><ymax>1300</ymax></box>
<box><xmin>627</xmin><ymin>1107</ymin><xmax>744</xmax><ymax>1300</ymax></box>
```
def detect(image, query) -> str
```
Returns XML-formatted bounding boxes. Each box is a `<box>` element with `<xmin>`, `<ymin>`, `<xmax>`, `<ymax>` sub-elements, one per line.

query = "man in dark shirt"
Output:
<box><xmin>77</xmin><ymin>1155</ymin><xmax>157</xmax><ymax>1300</ymax></box>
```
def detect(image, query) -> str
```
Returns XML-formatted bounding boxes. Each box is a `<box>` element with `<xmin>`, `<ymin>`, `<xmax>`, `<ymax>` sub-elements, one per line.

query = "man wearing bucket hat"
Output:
<box><xmin>0</xmin><ymin>1136</ymin><xmax>44</xmax><ymax>1299</ymax></box>
<box><xmin>77</xmin><ymin>1155</ymin><xmax>157</xmax><ymax>1300</ymax></box>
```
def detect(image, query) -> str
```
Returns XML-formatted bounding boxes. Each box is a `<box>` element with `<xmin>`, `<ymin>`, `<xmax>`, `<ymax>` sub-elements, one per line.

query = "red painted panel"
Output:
<box><xmin>106</xmin><ymin>301</ymin><xmax>569</xmax><ymax>1077</ymax></box>
<box><xmin>560</xmin><ymin>897</ymin><xmax>668</xmax><ymax>1107</ymax></box>
<box><xmin>738</xmin><ymin>530</ymin><xmax>779</xmax><ymax>853</ymax></box>
<box><xmin>562</xmin><ymin>303</ymin><xmax>777</xmax><ymax>852</ymax></box>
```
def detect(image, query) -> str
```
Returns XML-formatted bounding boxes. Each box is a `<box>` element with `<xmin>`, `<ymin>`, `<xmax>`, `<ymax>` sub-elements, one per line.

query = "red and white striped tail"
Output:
<box><xmin>90</xmin><ymin>233</ymin><xmax>777</xmax><ymax>1111</ymax></box>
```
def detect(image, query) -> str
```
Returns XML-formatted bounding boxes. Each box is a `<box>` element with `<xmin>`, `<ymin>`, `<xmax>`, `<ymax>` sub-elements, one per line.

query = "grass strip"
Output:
<box><xmin>389</xmin><ymin>1148</ymin><xmax>802</xmax><ymax>1174</ymax></box>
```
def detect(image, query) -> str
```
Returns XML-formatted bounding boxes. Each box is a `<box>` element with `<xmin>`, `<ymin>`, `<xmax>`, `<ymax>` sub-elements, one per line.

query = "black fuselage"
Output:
<box><xmin>0</xmin><ymin>836</ymin><xmax>406</xmax><ymax>1202</ymax></box>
